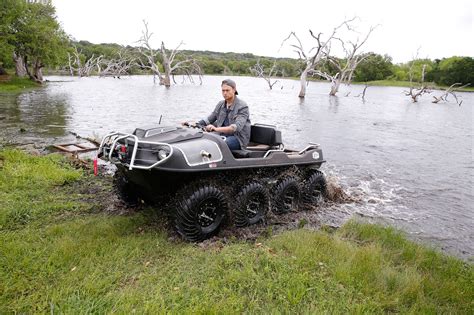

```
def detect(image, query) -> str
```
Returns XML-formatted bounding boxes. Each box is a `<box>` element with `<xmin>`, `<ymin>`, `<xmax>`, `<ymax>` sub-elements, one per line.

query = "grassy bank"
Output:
<box><xmin>360</xmin><ymin>80</ymin><xmax>474</xmax><ymax>92</ymax></box>
<box><xmin>0</xmin><ymin>75</ymin><xmax>41</xmax><ymax>93</ymax></box>
<box><xmin>1</xmin><ymin>149</ymin><xmax>473</xmax><ymax>313</ymax></box>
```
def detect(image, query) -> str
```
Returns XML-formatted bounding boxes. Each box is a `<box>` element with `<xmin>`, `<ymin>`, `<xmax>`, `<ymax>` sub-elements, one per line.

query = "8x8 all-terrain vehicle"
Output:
<box><xmin>98</xmin><ymin>123</ymin><xmax>327</xmax><ymax>241</ymax></box>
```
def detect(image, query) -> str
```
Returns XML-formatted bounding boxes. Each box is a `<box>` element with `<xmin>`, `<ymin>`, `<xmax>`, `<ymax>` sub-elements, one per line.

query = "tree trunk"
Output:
<box><xmin>13</xmin><ymin>52</ymin><xmax>27</xmax><ymax>77</ymax></box>
<box><xmin>162</xmin><ymin>59</ymin><xmax>171</xmax><ymax>87</ymax></box>
<box><xmin>329</xmin><ymin>79</ymin><xmax>341</xmax><ymax>96</ymax></box>
<box><xmin>33</xmin><ymin>59</ymin><xmax>44</xmax><ymax>82</ymax></box>
<box><xmin>298</xmin><ymin>68</ymin><xmax>309</xmax><ymax>98</ymax></box>
<box><xmin>160</xmin><ymin>76</ymin><xmax>170</xmax><ymax>86</ymax></box>
<box><xmin>162</xmin><ymin>70</ymin><xmax>171</xmax><ymax>87</ymax></box>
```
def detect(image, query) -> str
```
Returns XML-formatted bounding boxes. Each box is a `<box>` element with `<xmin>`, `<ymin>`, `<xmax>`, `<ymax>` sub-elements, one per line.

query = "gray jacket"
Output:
<box><xmin>203</xmin><ymin>97</ymin><xmax>251</xmax><ymax>148</ymax></box>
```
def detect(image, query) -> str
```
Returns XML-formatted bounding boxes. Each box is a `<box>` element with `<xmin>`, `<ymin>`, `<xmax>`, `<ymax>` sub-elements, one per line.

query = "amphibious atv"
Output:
<box><xmin>98</xmin><ymin>123</ymin><xmax>327</xmax><ymax>241</ymax></box>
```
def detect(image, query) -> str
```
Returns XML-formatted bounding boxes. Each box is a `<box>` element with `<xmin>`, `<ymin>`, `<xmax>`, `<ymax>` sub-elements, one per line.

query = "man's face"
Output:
<box><xmin>221</xmin><ymin>84</ymin><xmax>235</xmax><ymax>101</ymax></box>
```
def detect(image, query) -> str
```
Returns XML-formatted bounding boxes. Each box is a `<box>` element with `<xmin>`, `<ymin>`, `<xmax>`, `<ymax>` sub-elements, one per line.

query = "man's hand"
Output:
<box><xmin>205</xmin><ymin>124</ymin><xmax>217</xmax><ymax>132</ymax></box>
<box><xmin>182</xmin><ymin>121</ymin><xmax>197</xmax><ymax>128</ymax></box>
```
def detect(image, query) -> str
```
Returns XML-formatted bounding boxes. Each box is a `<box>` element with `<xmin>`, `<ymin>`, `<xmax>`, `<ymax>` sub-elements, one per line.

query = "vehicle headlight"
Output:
<box><xmin>158</xmin><ymin>149</ymin><xmax>169</xmax><ymax>160</ymax></box>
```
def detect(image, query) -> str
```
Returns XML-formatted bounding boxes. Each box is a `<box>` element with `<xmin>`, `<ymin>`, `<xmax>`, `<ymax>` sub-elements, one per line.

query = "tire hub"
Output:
<box><xmin>197</xmin><ymin>198</ymin><xmax>220</xmax><ymax>227</ymax></box>
<box><xmin>282</xmin><ymin>186</ymin><xmax>299</xmax><ymax>211</ymax></box>
<box><xmin>246</xmin><ymin>193</ymin><xmax>265</xmax><ymax>219</ymax></box>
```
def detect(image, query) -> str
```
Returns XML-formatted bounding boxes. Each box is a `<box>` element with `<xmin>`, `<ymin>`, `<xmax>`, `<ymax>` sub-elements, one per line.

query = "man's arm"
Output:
<box><xmin>203</xmin><ymin>102</ymin><xmax>222</xmax><ymax>125</ymax></box>
<box><xmin>229</xmin><ymin>104</ymin><xmax>249</xmax><ymax>133</ymax></box>
<box><xmin>207</xmin><ymin>104</ymin><xmax>249</xmax><ymax>134</ymax></box>
<box><xmin>205</xmin><ymin>125</ymin><xmax>234</xmax><ymax>133</ymax></box>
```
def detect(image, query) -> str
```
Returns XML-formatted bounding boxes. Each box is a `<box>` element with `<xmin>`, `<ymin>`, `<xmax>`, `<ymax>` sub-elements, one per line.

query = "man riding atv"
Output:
<box><xmin>184</xmin><ymin>78</ymin><xmax>251</xmax><ymax>151</ymax></box>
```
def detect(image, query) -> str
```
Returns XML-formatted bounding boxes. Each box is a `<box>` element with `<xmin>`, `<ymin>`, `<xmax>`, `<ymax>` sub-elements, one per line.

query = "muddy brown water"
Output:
<box><xmin>0</xmin><ymin>75</ymin><xmax>472</xmax><ymax>260</ymax></box>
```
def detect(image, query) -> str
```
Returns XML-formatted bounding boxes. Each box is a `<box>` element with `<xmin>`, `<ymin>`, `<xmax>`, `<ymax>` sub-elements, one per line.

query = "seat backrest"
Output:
<box><xmin>250</xmin><ymin>124</ymin><xmax>282</xmax><ymax>146</ymax></box>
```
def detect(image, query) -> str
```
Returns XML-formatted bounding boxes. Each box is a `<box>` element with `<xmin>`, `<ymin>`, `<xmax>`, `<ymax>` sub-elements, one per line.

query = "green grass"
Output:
<box><xmin>0</xmin><ymin>76</ymin><xmax>41</xmax><ymax>93</ymax></box>
<box><xmin>358</xmin><ymin>80</ymin><xmax>474</xmax><ymax>91</ymax></box>
<box><xmin>1</xmin><ymin>149</ymin><xmax>473</xmax><ymax>313</ymax></box>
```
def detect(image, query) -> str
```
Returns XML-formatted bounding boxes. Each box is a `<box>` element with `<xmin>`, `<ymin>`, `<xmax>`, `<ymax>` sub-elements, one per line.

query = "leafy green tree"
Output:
<box><xmin>277</xmin><ymin>60</ymin><xmax>299</xmax><ymax>77</ymax></box>
<box><xmin>0</xmin><ymin>0</ymin><xmax>68</xmax><ymax>81</ymax></box>
<box><xmin>437</xmin><ymin>56</ymin><xmax>474</xmax><ymax>86</ymax></box>
<box><xmin>74</xmin><ymin>40</ymin><xmax>122</xmax><ymax>61</ymax></box>
<box><xmin>21</xmin><ymin>2</ymin><xmax>69</xmax><ymax>80</ymax></box>
<box><xmin>201</xmin><ymin>59</ymin><xmax>225</xmax><ymax>74</ymax></box>
<box><xmin>390</xmin><ymin>64</ymin><xmax>407</xmax><ymax>81</ymax></box>
<box><xmin>229</xmin><ymin>60</ymin><xmax>250</xmax><ymax>74</ymax></box>
<box><xmin>353</xmin><ymin>53</ymin><xmax>393</xmax><ymax>82</ymax></box>
<box><xmin>407</xmin><ymin>59</ymin><xmax>434</xmax><ymax>82</ymax></box>
<box><xmin>0</xmin><ymin>0</ymin><xmax>27</xmax><ymax>74</ymax></box>
<box><xmin>390</xmin><ymin>59</ymin><xmax>434</xmax><ymax>83</ymax></box>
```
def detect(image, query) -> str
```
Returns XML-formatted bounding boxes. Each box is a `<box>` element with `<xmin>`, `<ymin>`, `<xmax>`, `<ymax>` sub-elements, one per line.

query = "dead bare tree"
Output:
<box><xmin>312</xmin><ymin>25</ymin><xmax>376</xmax><ymax>96</ymax></box>
<box><xmin>67</xmin><ymin>46</ymin><xmax>103</xmax><ymax>77</ymax></box>
<box><xmin>137</xmin><ymin>21</ymin><xmax>202</xmax><ymax>86</ymax></box>
<box><xmin>281</xmin><ymin>18</ymin><xmax>356</xmax><ymax>98</ymax></box>
<box><xmin>98</xmin><ymin>47</ymin><xmax>135</xmax><ymax>78</ymax></box>
<box><xmin>355</xmin><ymin>84</ymin><xmax>369</xmax><ymax>101</ymax></box>
<box><xmin>432</xmin><ymin>83</ymin><xmax>469</xmax><ymax>106</ymax></box>
<box><xmin>250</xmin><ymin>59</ymin><xmax>280</xmax><ymax>89</ymax></box>
<box><xmin>404</xmin><ymin>53</ymin><xmax>431</xmax><ymax>102</ymax></box>
<box><xmin>170</xmin><ymin>58</ymin><xmax>203</xmax><ymax>85</ymax></box>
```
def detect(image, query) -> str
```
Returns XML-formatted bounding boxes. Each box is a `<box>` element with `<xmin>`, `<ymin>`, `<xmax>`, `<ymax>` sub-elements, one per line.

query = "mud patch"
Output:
<box><xmin>65</xmin><ymin>168</ymin><xmax>143</xmax><ymax>216</ymax></box>
<box><xmin>64</xmin><ymin>161</ymin><xmax>359</xmax><ymax>248</ymax></box>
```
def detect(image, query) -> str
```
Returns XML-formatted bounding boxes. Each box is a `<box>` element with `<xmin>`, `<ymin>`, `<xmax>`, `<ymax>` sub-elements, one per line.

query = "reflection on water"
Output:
<box><xmin>0</xmin><ymin>89</ymin><xmax>70</xmax><ymax>146</ymax></box>
<box><xmin>17</xmin><ymin>91</ymin><xmax>70</xmax><ymax>136</ymax></box>
<box><xmin>0</xmin><ymin>75</ymin><xmax>472</xmax><ymax>259</ymax></box>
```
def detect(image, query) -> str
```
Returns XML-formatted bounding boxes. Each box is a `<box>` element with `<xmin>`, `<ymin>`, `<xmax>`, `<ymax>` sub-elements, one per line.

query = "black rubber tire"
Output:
<box><xmin>271</xmin><ymin>177</ymin><xmax>301</xmax><ymax>214</ymax></box>
<box><xmin>113</xmin><ymin>171</ymin><xmax>139</xmax><ymax>207</ymax></box>
<box><xmin>302</xmin><ymin>170</ymin><xmax>327</xmax><ymax>206</ymax></box>
<box><xmin>175</xmin><ymin>185</ymin><xmax>228</xmax><ymax>242</ymax></box>
<box><xmin>234</xmin><ymin>182</ymin><xmax>269</xmax><ymax>227</ymax></box>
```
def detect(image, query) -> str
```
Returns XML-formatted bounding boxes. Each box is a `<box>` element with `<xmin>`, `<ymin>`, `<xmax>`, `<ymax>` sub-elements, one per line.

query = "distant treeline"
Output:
<box><xmin>65</xmin><ymin>41</ymin><xmax>474</xmax><ymax>86</ymax></box>
<box><xmin>1</xmin><ymin>0</ymin><xmax>472</xmax><ymax>87</ymax></box>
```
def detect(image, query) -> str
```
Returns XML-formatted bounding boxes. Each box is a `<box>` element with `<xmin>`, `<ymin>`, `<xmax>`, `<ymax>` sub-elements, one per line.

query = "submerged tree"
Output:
<box><xmin>312</xmin><ymin>24</ymin><xmax>376</xmax><ymax>96</ymax></box>
<box><xmin>431</xmin><ymin>83</ymin><xmax>469</xmax><ymax>105</ymax></box>
<box><xmin>250</xmin><ymin>59</ymin><xmax>280</xmax><ymax>89</ymax></box>
<box><xmin>404</xmin><ymin>50</ymin><xmax>432</xmax><ymax>102</ymax></box>
<box><xmin>66</xmin><ymin>45</ymin><xmax>135</xmax><ymax>78</ymax></box>
<box><xmin>281</xmin><ymin>18</ymin><xmax>356</xmax><ymax>98</ymax></box>
<box><xmin>66</xmin><ymin>46</ymin><xmax>103</xmax><ymax>77</ymax></box>
<box><xmin>282</xmin><ymin>18</ymin><xmax>376</xmax><ymax>97</ymax></box>
<box><xmin>137</xmin><ymin>21</ymin><xmax>202</xmax><ymax>86</ymax></box>
<box><xmin>98</xmin><ymin>47</ymin><xmax>136</xmax><ymax>78</ymax></box>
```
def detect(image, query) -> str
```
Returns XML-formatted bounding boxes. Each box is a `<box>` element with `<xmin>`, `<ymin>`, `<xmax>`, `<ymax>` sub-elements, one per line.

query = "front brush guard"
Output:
<box><xmin>98</xmin><ymin>132</ymin><xmax>174</xmax><ymax>170</ymax></box>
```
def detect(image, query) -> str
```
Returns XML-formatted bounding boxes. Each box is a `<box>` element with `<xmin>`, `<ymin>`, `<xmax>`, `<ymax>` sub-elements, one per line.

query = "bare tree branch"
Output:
<box><xmin>432</xmin><ymin>83</ymin><xmax>469</xmax><ymax>105</ymax></box>
<box><xmin>136</xmin><ymin>20</ymin><xmax>203</xmax><ymax>86</ymax></box>
<box><xmin>136</xmin><ymin>20</ymin><xmax>164</xmax><ymax>84</ymax></box>
<box><xmin>404</xmin><ymin>50</ymin><xmax>432</xmax><ymax>102</ymax></box>
<box><xmin>98</xmin><ymin>47</ymin><xmax>136</xmax><ymax>78</ymax></box>
<box><xmin>312</xmin><ymin>24</ymin><xmax>377</xmax><ymax>96</ymax></box>
<box><xmin>281</xmin><ymin>17</ymin><xmax>370</xmax><ymax>98</ymax></box>
<box><xmin>250</xmin><ymin>59</ymin><xmax>280</xmax><ymax>90</ymax></box>
<box><xmin>66</xmin><ymin>46</ymin><xmax>103</xmax><ymax>77</ymax></box>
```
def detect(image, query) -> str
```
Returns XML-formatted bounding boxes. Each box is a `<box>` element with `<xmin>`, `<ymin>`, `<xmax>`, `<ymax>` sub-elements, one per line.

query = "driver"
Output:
<box><xmin>188</xmin><ymin>79</ymin><xmax>251</xmax><ymax>150</ymax></box>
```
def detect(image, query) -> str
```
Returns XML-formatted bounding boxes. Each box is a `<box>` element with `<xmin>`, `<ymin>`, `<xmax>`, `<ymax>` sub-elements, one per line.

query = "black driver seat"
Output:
<box><xmin>247</xmin><ymin>124</ymin><xmax>282</xmax><ymax>150</ymax></box>
<box><xmin>232</xmin><ymin>124</ymin><xmax>282</xmax><ymax>158</ymax></box>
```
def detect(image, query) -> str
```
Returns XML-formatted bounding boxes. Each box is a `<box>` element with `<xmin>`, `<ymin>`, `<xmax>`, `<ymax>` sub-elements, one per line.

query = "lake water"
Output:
<box><xmin>1</xmin><ymin>75</ymin><xmax>472</xmax><ymax>260</ymax></box>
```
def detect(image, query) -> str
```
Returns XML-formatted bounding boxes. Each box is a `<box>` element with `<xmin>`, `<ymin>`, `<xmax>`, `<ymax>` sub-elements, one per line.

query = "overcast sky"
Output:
<box><xmin>51</xmin><ymin>0</ymin><xmax>472</xmax><ymax>63</ymax></box>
